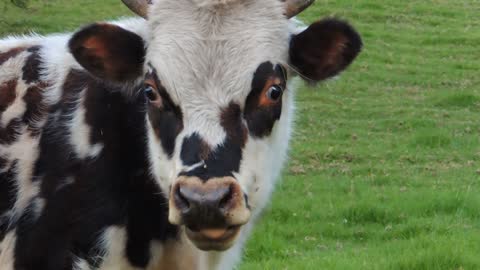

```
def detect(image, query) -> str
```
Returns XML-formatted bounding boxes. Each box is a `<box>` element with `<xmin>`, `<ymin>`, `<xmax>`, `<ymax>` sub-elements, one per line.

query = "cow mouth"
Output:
<box><xmin>185</xmin><ymin>225</ymin><xmax>242</xmax><ymax>251</ymax></box>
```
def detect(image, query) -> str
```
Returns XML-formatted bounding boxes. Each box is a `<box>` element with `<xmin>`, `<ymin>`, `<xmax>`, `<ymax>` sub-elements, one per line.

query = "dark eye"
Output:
<box><xmin>144</xmin><ymin>85</ymin><xmax>158</xmax><ymax>101</ymax></box>
<box><xmin>144</xmin><ymin>85</ymin><xmax>164</xmax><ymax>108</ymax></box>
<box><xmin>266</xmin><ymin>85</ymin><xmax>283</xmax><ymax>101</ymax></box>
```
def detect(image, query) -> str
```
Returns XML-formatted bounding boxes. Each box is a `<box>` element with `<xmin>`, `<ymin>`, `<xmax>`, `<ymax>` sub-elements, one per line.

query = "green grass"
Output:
<box><xmin>2</xmin><ymin>0</ymin><xmax>480</xmax><ymax>269</ymax></box>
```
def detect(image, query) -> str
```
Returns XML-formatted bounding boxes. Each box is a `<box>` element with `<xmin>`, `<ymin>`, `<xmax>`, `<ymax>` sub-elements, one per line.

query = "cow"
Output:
<box><xmin>0</xmin><ymin>0</ymin><xmax>362</xmax><ymax>269</ymax></box>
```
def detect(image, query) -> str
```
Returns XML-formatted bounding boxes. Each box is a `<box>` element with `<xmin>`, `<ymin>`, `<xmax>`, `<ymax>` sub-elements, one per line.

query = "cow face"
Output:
<box><xmin>70</xmin><ymin>0</ymin><xmax>362</xmax><ymax>251</ymax></box>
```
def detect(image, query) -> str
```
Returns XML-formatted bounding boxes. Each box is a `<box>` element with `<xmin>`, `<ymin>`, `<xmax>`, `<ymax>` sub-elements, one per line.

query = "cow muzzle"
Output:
<box><xmin>169</xmin><ymin>176</ymin><xmax>251</xmax><ymax>251</ymax></box>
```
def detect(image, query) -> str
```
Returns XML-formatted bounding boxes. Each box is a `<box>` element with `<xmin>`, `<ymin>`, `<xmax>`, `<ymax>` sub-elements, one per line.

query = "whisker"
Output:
<box><xmin>285</xmin><ymin>62</ymin><xmax>317</xmax><ymax>84</ymax></box>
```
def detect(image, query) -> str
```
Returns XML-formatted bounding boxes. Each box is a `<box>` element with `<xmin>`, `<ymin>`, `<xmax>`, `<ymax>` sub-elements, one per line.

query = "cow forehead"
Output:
<box><xmin>146</xmin><ymin>0</ymin><xmax>290</xmax><ymax>107</ymax></box>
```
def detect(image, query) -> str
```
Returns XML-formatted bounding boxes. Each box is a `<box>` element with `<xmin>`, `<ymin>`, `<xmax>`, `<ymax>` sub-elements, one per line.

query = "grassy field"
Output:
<box><xmin>2</xmin><ymin>0</ymin><xmax>480</xmax><ymax>269</ymax></box>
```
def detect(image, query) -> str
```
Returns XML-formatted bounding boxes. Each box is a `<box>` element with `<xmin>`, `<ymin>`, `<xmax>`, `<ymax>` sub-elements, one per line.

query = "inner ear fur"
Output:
<box><xmin>69</xmin><ymin>23</ymin><xmax>146</xmax><ymax>82</ymax></box>
<box><xmin>289</xmin><ymin>18</ymin><xmax>363</xmax><ymax>82</ymax></box>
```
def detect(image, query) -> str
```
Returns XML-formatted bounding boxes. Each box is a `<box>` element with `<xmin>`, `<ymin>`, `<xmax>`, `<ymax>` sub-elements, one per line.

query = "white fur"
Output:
<box><xmin>4</xmin><ymin>132</ymin><xmax>42</xmax><ymax>223</ymax></box>
<box><xmin>147</xmin><ymin>116</ymin><xmax>174</xmax><ymax>197</ymax></box>
<box><xmin>0</xmin><ymin>50</ymin><xmax>30</xmax><ymax>127</ymax></box>
<box><xmin>0</xmin><ymin>85</ymin><xmax>27</xmax><ymax>127</ymax></box>
<box><xmin>99</xmin><ymin>227</ymin><xmax>140</xmax><ymax>270</ymax></box>
<box><xmin>0</xmin><ymin>231</ymin><xmax>16</xmax><ymax>270</ymax></box>
<box><xmin>0</xmin><ymin>34</ymin><xmax>43</xmax><ymax>52</ymax></box>
<box><xmin>74</xmin><ymin>258</ymin><xmax>93</xmax><ymax>270</ymax></box>
<box><xmin>69</xmin><ymin>92</ymin><xmax>104</xmax><ymax>159</ymax></box>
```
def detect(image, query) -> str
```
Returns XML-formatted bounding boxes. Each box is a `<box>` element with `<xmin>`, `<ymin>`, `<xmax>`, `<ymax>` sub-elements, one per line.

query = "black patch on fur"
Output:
<box><xmin>14</xmin><ymin>198</ymin><xmax>76</xmax><ymax>270</ymax></box>
<box><xmin>0</xmin><ymin>160</ymin><xmax>17</xmax><ymax>213</ymax></box>
<box><xmin>289</xmin><ymin>18</ymin><xmax>362</xmax><ymax>82</ymax></box>
<box><xmin>221</xmin><ymin>103</ymin><xmax>248</xmax><ymax>147</ymax></box>
<box><xmin>0</xmin><ymin>118</ymin><xmax>22</xmax><ymax>145</ymax></box>
<box><xmin>22</xmin><ymin>46</ymin><xmax>43</xmax><ymax>84</ymax></box>
<box><xmin>23</xmin><ymin>82</ymin><xmax>49</xmax><ymax>137</ymax></box>
<box><xmin>32</xmin><ymin>69</ymin><xmax>85</xmax><ymax>184</ymax></box>
<box><xmin>0</xmin><ymin>47</ymin><xmax>26</xmax><ymax>65</ymax></box>
<box><xmin>0</xmin><ymin>156</ymin><xmax>6</xmax><ymax>170</ymax></box>
<box><xmin>180</xmin><ymin>104</ymin><xmax>247</xmax><ymax>181</ymax></box>
<box><xmin>125</xmin><ymin>169</ymin><xmax>178</xmax><ymax>267</ymax></box>
<box><xmin>14</xmin><ymin>69</ymin><xmax>178</xmax><ymax>270</ymax></box>
<box><xmin>0</xmin><ymin>160</ymin><xmax>18</xmax><ymax>242</ymax></box>
<box><xmin>180</xmin><ymin>139</ymin><xmax>243</xmax><ymax>181</ymax></box>
<box><xmin>146</xmin><ymin>68</ymin><xmax>183</xmax><ymax>157</ymax></box>
<box><xmin>69</xmin><ymin>23</ymin><xmax>145</xmax><ymax>82</ymax></box>
<box><xmin>244</xmin><ymin>62</ymin><xmax>285</xmax><ymax>138</ymax></box>
<box><xmin>180</xmin><ymin>133</ymin><xmax>210</xmax><ymax>167</ymax></box>
<box><xmin>0</xmin><ymin>219</ymin><xmax>6</xmax><ymax>244</ymax></box>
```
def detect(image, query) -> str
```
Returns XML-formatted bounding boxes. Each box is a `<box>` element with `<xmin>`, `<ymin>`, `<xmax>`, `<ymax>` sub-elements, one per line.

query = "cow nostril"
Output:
<box><xmin>175</xmin><ymin>186</ymin><xmax>191</xmax><ymax>213</ymax></box>
<box><xmin>218</xmin><ymin>185</ymin><xmax>234</xmax><ymax>210</ymax></box>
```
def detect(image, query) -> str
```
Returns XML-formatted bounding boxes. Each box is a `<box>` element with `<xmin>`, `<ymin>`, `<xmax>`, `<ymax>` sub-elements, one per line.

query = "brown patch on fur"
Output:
<box><xmin>83</xmin><ymin>37</ymin><xmax>108</xmax><ymax>58</ymax></box>
<box><xmin>0</xmin><ymin>80</ymin><xmax>18</xmax><ymax>113</ymax></box>
<box><xmin>0</xmin><ymin>47</ymin><xmax>26</xmax><ymax>65</ymax></box>
<box><xmin>325</xmin><ymin>34</ymin><xmax>349</xmax><ymax>66</ymax></box>
<box><xmin>22</xmin><ymin>46</ymin><xmax>43</xmax><ymax>84</ymax></box>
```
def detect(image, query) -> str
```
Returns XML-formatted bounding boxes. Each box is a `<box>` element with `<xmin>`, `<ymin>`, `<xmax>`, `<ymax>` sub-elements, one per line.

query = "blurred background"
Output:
<box><xmin>1</xmin><ymin>0</ymin><xmax>479</xmax><ymax>269</ymax></box>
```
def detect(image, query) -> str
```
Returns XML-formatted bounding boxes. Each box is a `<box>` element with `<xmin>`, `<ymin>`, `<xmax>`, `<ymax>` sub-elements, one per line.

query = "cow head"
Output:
<box><xmin>69</xmin><ymin>0</ymin><xmax>362</xmax><ymax>251</ymax></box>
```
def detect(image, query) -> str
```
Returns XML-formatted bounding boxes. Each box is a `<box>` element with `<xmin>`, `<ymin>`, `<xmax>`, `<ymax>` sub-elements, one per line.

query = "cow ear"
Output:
<box><xmin>289</xmin><ymin>18</ymin><xmax>362</xmax><ymax>82</ymax></box>
<box><xmin>69</xmin><ymin>23</ymin><xmax>146</xmax><ymax>82</ymax></box>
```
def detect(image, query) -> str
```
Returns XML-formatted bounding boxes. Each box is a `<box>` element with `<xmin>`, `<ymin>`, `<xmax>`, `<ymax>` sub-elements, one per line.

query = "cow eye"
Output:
<box><xmin>144</xmin><ymin>85</ymin><xmax>158</xmax><ymax>101</ymax></box>
<box><xmin>266</xmin><ymin>85</ymin><xmax>283</xmax><ymax>101</ymax></box>
<box><xmin>144</xmin><ymin>85</ymin><xmax>164</xmax><ymax>108</ymax></box>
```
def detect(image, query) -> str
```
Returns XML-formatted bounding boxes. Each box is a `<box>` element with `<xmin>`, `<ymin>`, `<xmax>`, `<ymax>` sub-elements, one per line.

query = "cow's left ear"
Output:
<box><xmin>289</xmin><ymin>18</ymin><xmax>362</xmax><ymax>82</ymax></box>
<box><xmin>69</xmin><ymin>23</ymin><xmax>145</xmax><ymax>82</ymax></box>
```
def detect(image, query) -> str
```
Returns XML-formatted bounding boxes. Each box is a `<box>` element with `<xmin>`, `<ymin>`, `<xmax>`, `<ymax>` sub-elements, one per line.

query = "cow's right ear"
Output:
<box><xmin>69</xmin><ymin>23</ymin><xmax>145</xmax><ymax>82</ymax></box>
<box><xmin>289</xmin><ymin>19</ymin><xmax>362</xmax><ymax>83</ymax></box>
